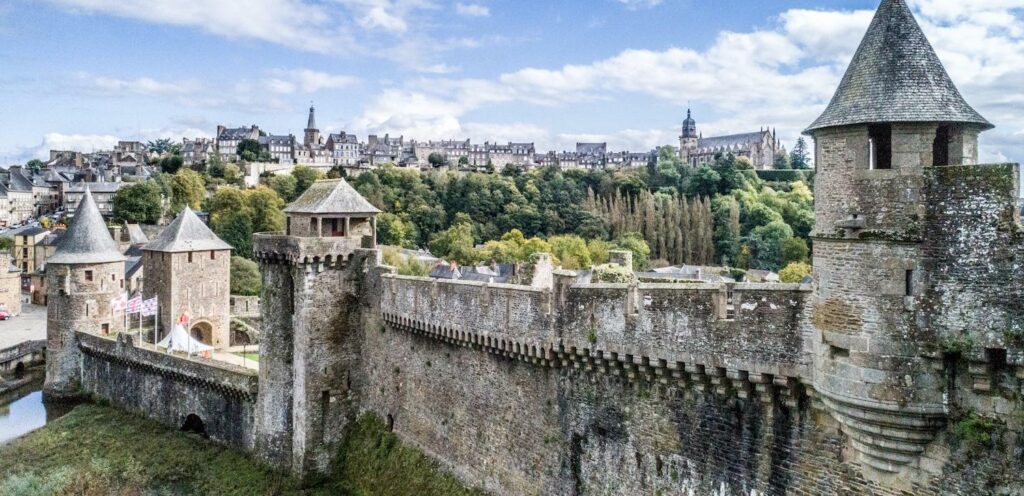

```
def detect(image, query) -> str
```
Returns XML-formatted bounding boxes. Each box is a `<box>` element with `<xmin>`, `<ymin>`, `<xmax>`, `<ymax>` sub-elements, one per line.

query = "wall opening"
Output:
<box><xmin>181</xmin><ymin>414</ymin><xmax>208</xmax><ymax>438</ymax></box>
<box><xmin>13</xmin><ymin>362</ymin><xmax>25</xmax><ymax>379</ymax></box>
<box><xmin>386</xmin><ymin>414</ymin><xmax>395</xmax><ymax>432</ymax></box>
<box><xmin>84</xmin><ymin>270</ymin><xmax>93</xmax><ymax>282</ymax></box>
<box><xmin>829</xmin><ymin>345</ymin><xmax>850</xmax><ymax>360</ymax></box>
<box><xmin>190</xmin><ymin>322</ymin><xmax>213</xmax><ymax>345</ymax></box>
<box><xmin>868</xmin><ymin>124</ymin><xmax>892</xmax><ymax>170</ymax></box>
<box><xmin>933</xmin><ymin>125</ymin><xmax>952</xmax><ymax>166</ymax></box>
<box><xmin>905</xmin><ymin>270</ymin><xmax>914</xmax><ymax>297</ymax></box>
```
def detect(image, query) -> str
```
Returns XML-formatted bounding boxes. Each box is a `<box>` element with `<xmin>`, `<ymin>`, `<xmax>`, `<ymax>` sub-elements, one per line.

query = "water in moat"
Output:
<box><xmin>0</xmin><ymin>375</ymin><xmax>77</xmax><ymax>444</ymax></box>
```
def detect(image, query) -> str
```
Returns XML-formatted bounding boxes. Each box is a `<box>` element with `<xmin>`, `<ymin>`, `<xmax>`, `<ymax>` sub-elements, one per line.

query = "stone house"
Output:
<box><xmin>64</xmin><ymin>182</ymin><xmax>123</xmax><ymax>217</ymax></box>
<box><xmin>216</xmin><ymin>125</ymin><xmax>260</xmax><ymax>161</ymax></box>
<box><xmin>142</xmin><ymin>207</ymin><xmax>233</xmax><ymax>348</ymax></box>
<box><xmin>12</xmin><ymin>226</ymin><xmax>50</xmax><ymax>273</ymax></box>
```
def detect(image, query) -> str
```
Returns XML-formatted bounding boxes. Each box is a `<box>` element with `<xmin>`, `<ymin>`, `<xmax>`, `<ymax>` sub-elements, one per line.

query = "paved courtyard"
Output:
<box><xmin>0</xmin><ymin>304</ymin><xmax>47</xmax><ymax>349</ymax></box>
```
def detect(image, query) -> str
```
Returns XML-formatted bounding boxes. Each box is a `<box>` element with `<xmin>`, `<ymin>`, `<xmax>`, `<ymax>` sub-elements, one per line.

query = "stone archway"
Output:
<box><xmin>181</xmin><ymin>414</ymin><xmax>208</xmax><ymax>438</ymax></box>
<box><xmin>190</xmin><ymin>321</ymin><xmax>213</xmax><ymax>345</ymax></box>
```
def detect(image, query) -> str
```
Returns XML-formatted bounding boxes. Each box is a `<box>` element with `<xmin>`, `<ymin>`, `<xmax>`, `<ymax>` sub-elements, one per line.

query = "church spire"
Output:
<box><xmin>306</xmin><ymin>102</ymin><xmax>317</xmax><ymax>130</ymax></box>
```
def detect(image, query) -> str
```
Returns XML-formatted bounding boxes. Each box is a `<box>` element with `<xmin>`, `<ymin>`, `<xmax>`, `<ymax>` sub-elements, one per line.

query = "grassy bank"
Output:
<box><xmin>0</xmin><ymin>404</ymin><xmax>483</xmax><ymax>496</ymax></box>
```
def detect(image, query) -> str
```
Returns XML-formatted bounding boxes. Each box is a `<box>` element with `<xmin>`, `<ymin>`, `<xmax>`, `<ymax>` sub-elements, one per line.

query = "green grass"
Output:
<box><xmin>233</xmin><ymin>352</ymin><xmax>260</xmax><ymax>362</ymax></box>
<box><xmin>0</xmin><ymin>405</ymin><xmax>482</xmax><ymax>496</ymax></box>
<box><xmin>332</xmin><ymin>414</ymin><xmax>487</xmax><ymax>496</ymax></box>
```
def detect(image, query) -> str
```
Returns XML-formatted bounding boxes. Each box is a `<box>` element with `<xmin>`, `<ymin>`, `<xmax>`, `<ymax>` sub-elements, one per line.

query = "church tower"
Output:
<box><xmin>44</xmin><ymin>189</ymin><xmax>126</xmax><ymax>399</ymax></box>
<box><xmin>678</xmin><ymin>108</ymin><xmax>698</xmax><ymax>164</ymax></box>
<box><xmin>806</xmin><ymin>0</ymin><xmax>994</xmax><ymax>475</ymax></box>
<box><xmin>303</xmin><ymin>104</ymin><xmax>320</xmax><ymax>147</ymax></box>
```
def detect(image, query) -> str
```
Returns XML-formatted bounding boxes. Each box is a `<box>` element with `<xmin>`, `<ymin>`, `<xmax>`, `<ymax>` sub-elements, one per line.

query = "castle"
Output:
<box><xmin>678</xmin><ymin>109</ymin><xmax>782</xmax><ymax>169</ymax></box>
<box><xmin>43</xmin><ymin>1</ymin><xmax>1024</xmax><ymax>494</ymax></box>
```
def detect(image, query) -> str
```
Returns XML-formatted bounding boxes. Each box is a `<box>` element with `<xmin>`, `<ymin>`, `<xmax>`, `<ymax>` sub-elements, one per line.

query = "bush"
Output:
<box><xmin>592</xmin><ymin>263</ymin><xmax>637</xmax><ymax>284</ymax></box>
<box><xmin>779</xmin><ymin>262</ymin><xmax>811</xmax><ymax>283</ymax></box>
<box><xmin>230</xmin><ymin>256</ymin><xmax>261</xmax><ymax>296</ymax></box>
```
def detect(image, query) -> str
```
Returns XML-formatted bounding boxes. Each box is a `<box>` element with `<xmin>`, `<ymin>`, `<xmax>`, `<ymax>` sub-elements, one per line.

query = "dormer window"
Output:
<box><xmin>868</xmin><ymin>124</ymin><xmax>892</xmax><ymax>170</ymax></box>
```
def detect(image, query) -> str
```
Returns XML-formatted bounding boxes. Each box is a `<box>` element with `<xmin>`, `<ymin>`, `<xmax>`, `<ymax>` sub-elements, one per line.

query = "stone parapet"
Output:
<box><xmin>253</xmin><ymin>232</ymin><xmax>370</xmax><ymax>265</ymax></box>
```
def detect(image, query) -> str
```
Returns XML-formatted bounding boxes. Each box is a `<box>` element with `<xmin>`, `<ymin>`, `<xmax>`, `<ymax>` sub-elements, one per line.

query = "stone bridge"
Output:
<box><xmin>0</xmin><ymin>340</ymin><xmax>45</xmax><ymax>379</ymax></box>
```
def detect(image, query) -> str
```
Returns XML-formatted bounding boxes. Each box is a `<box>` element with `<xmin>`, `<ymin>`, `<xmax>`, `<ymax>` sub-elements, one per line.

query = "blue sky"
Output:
<box><xmin>1</xmin><ymin>0</ymin><xmax>1022</xmax><ymax>164</ymax></box>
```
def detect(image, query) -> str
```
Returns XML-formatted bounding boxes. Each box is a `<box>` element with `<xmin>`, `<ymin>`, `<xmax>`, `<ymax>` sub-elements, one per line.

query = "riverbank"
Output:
<box><xmin>0</xmin><ymin>403</ymin><xmax>483</xmax><ymax>495</ymax></box>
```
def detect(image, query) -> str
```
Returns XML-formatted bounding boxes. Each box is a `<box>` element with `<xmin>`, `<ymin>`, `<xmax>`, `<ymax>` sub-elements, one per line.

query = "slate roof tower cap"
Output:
<box><xmin>143</xmin><ymin>206</ymin><xmax>232</xmax><ymax>253</ymax></box>
<box><xmin>804</xmin><ymin>0</ymin><xmax>992</xmax><ymax>134</ymax></box>
<box><xmin>48</xmin><ymin>188</ymin><xmax>125</xmax><ymax>265</ymax></box>
<box><xmin>283</xmin><ymin>178</ymin><xmax>381</xmax><ymax>216</ymax></box>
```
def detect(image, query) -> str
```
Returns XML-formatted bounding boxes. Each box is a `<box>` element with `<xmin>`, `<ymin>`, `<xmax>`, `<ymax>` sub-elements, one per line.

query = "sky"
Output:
<box><xmin>0</xmin><ymin>0</ymin><xmax>1023</xmax><ymax>165</ymax></box>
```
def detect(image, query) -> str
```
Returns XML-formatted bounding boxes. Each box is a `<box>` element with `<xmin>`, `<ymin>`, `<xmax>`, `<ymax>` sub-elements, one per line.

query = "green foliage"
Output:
<box><xmin>748</xmin><ymin>220</ymin><xmax>794</xmax><ymax>271</ymax></box>
<box><xmin>146</xmin><ymin>138</ymin><xmax>174</xmax><ymax>155</ymax></box>
<box><xmin>772</xmin><ymin>152</ymin><xmax>791</xmax><ymax>170</ymax></box>
<box><xmin>269</xmin><ymin>174</ymin><xmax>298</xmax><ymax>202</ymax></box>
<box><xmin>229</xmin><ymin>256</ymin><xmax>261</xmax><ymax>295</ymax></box>
<box><xmin>615</xmin><ymin>232</ymin><xmax>650</xmax><ymax>271</ymax></box>
<box><xmin>377</xmin><ymin>212</ymin><xmax>411</xmax><ymax>248</ymax></box>
<box><xmin>592</xmin><ymin>263</ymin><xmax>637</xmax><ymax>283</ymax></box>
<box><xmin>458</xmin><ymin>156</ymin><xmax>470</xmax><ymax>166</ymax></box>
<box><xmin>548</xmin><ymin>235</ymin><xmax>592</xmax><ymax>270</ymax></box>
<box><xmin>236</xmin><ymin>139</ymin><xmax>269</xmax><ymax>162</ymax></box>
<box><xmin>781</xmin><ymin>237</ymin><xmax>809</xmax><ymax>265</ymax></box>
<box><xmin>292</xmin><ymin>165</ymin><xmax>324</xmax><ymax>198</ymax></box>
<box><xmin>779</xmin><ymin>262</ymin><xmax>812</xmax><ymax>283</ymax></box>
<box><xmin>25</xmin><ymin>159</ymin><xmax>44</xmax><ymax>172</ymax></box>
<box><xmin>428</xmin><ymin>220</ymin><xmax>478</xmax><ymax>265</ymax></box>
<box><xmin>208</xmin><ymin>186</ymin><xmax>286</xmax><ymax>258</ymax></box>
<box><xmin>158</xmin><ymin>154</ymin><xmax>184</xmax><ymax>174</ymax></box>
<box><xmin>333</xmin><ymin>414</ymin><xmax>485</xmax><ymax>496</ymax></box>
<box><xmin>111</xmin><ymin>181</ymin><xmax>162</xmax><ymax>224</ymax></box>
<box><xmin>169</xmin><ymin>168</ymin><xmax>205</xmax><ymax>213</ymax></box>
<box><xmin>790</xmin><ymin>137</ymin><xmax>811</xmax><ymax>170</ymax></box>
<box><xmin>428</xmin><ymin>152</ymin><xmax>446</xmax><ymax>168</ymax></box>
<box><xmin>942</xmin><ymin>335</ymin><xmax>975</xmax><ymax>354</ymax></box>
<box><xmin>954</xmin><ymin>413</ymin><xmax>997</xmax><ymax>448</ymax></box>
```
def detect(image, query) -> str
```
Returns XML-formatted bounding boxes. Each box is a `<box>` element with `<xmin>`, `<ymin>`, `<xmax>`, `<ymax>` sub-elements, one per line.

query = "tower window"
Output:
<box><xmin>188</xmin><ymin>252</ymin><xmax>193</xmax><ymax>263</ymax></box>
<box><xmin>868</xmin><ymin>124</ymin><xmax>892</xmax><ymax>170</ymax></box>
<box><xmin>933</xmin><ymin>126</ymin><xmax>951</xmax><ymax>166</ymax></box>
<box><xmin>210</xmin><ymin>251</ymin><xmax>216</xmax><ymax>260</ymax></box>
<box><xmin>905</xmin><ymin>270</ymin><xmax>914</xmax><ymax>297</ymax></box>
<box><xmin>85</xmin><ymin>270</ymin><xmax>93</xmax><ymax>281</ymax></box>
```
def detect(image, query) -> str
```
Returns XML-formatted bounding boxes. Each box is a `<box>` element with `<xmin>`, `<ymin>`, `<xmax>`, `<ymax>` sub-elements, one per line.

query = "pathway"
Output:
<box><xmin>0</xmin><ymin>304</ymin><xmax>47</xmax><ymax>349</ymax></box>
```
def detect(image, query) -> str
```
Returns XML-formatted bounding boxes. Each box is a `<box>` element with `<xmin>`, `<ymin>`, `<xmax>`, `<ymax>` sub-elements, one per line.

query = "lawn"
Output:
<box><xmin>0</xmin><ymin>404</ymin><xmax>483</xmax><ymax>496</ymax></box>
<box><xmin>233</xmin><ymin>352</ymin><xmax>260</xmax><ymax>362</ymax></box>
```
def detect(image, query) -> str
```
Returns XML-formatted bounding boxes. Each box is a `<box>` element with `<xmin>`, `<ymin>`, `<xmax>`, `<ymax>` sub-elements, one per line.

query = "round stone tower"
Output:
<box><xmin>44</xmin><ymin>188</ymin><xmax>126</xmax><ymax>399</ymax></box>
<box><xmin>805</xmin><ymin>0</ymin><xmax>993</xmax><ymax>474</ymax></box>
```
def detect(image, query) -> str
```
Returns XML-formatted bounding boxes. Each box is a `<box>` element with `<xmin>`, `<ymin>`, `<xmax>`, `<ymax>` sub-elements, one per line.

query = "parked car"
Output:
<box><xmin>0</xmin><ymin>310</ymin><xmax>11</xmax><ymax>320</ymax></box>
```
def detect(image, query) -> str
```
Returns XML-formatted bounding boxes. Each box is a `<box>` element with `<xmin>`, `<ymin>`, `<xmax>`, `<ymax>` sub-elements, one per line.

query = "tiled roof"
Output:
<box><xmin>696</xmin><ymin>132</ymin><xmax>766</xmax><ymax>151</ymax></box>
<box><xmin>805</xmin><ymin>0</ymin><xmax>991</xmax><ymax>133</ymax></box>
<box><xmin>143</xmin><ymin>207</ymin><xmax>232</xmax><ymax>253</ymax></box>
<box><xmin>284</xmin><ymin>179</ymin><xmax>381</xmax><ymax>215</ymax></box>
<box><xmin>49</xmin><ymin>189</ymin><xmax>125</xmax><ymax>265</ymax></box>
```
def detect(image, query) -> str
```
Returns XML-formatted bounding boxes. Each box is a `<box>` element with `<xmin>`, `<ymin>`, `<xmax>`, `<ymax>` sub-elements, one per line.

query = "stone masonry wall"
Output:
<box><xmin>143</xmin><ymin>249</ymin><xmax>231</xmax><ymax>348</ymax></box>
<box><xmin>77</xmin><ymin>332</ymin><xmax>258</xmax><ymax>451</ymax></box>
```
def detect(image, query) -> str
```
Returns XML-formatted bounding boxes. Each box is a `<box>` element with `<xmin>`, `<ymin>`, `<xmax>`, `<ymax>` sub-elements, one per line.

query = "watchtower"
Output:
<box><xmin>44</xmin><ymin>189</ymin><xmax>126</xmax><ymax>399</ymax></box>
<box><xmin>252</xmin><ymin>178</ymin><xmax>380</xmax><ymax>475</ymax></box>
<box><xmin>806</xmin><ymin>0</ymin><xmax>995</xmax><ymax>474</ymax></box>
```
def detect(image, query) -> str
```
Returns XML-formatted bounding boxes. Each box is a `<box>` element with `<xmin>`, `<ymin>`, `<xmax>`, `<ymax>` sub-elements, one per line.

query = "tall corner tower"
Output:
<box><xmin>44</xmin><ymin>189</ymin><xmax>127</xmax><ymax>399</ymax></box>
<box><xmin>805</xmin><ymin>0</ymin><xmax>993</xmax><ymax>475</ymax></box>
<box><xmin>252</xmin><ymin>178</ymin><xmax>381</xmax><ymax>475</ymax></box>
<box><xmin>679</xmin><ymin>108</ymin><xmax>698</xmax><ymax>162</ymax></box>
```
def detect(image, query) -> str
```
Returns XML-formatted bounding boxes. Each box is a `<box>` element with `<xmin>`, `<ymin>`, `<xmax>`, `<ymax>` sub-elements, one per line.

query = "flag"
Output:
<box><xmin>140</xmin><ymin>297</ymin><xmax>158</xmax><ymax>317</ymax></box>
<box><xmin>126</xmin><ymin>295</ymin><xmax>142</xmax><ymax>314</ymax></box>
<box><xmin>110</xmin><ymin>293</ymin><xmax>128</xmax><ymax>311</ymax></box>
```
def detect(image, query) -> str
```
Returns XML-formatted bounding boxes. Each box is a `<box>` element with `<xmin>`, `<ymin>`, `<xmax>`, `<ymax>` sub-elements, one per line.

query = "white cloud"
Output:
<box><xmin>48</xmin><ymin>0</ymin><xmax>352</xmax><ymax>53</ymax></box>
<box><xmin>455</xmin><ymin>3</ymin><xmax>489</xmax><ymax>17</ymax></box>
<box><xmin>264</xmin><ymin>69</ymin><xmax>359</xmax><ymax>94</ymax></box>
<box><xmin>24</xmin><ymin>133</ymin><xmax>120</xmax><ymax>160</ymax></box>
<box><xmin>616</xmin><ymin>0</ymin><xmax>662</xmax><ymax>10</ymax></box>
<box><xmin>78</xmin><ymin>74</ymin><xmax>202</xmax><ymax>97</ymax></box>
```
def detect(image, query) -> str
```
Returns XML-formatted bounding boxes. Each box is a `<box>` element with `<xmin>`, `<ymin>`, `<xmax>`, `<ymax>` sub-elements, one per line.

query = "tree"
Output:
<box><xmin>147</xmin><ymin>138</ymin><xmax>175</xmax><ymax>155</ymax></box>
<box><xmin>781</xmin><ymin>237</ymin><xmax>809</xmax><ymax>265</ymax></box>
<box><xmin>218</xmin><ymin>212</ymin><xmax>254</xmax><ymax>258</ymax></box>
<box><xmin>237</xmin><ymin>139</ymin><xmax>263</xmax><ymax>162</ymax></box>
<box><xmin>790</xmin><ymin>138</ymin><xmax>811</xmax><ymax>170</ymax></box>
<box><xmin>779</xmin><ymin>262</ymin><xmax>812</xmax><ymax>283</ymax></box>
<box><xmin>207</xmin><ymin>154</ymin><xmax>226</xmax><ymax>178</ymax></box>
<box><xmin>111</xmin><ymin>181</ymin><xmax>162</xmax><ymax>224</ymax></box>
<box><xmin>748</xmin><ymin>220</ymin><xmax>794</xmax><ymax>271</ymax></box>
<box><xmin>458</xmin><ymin>156</ymin><xmax>470</xmax><ymax>167</ymax></box>
<box><xmin>712</xmin><ymin>196</ymin><xmax>741</xmax><ymax>266</ymax></box>
<box><xmin>327</xmin><ymin>166</ymin><xmax>347</xmax><ymax>179</ymax></box>
<box><xmin>291</xmin><ymin>166</ymin><xmax>323</xmax><ymax>198</ymax></box>
<box><xmin>549</xmin><ymin>235</ymin><xmax>592</xmax><ymax>269</ymax></box>
<box><xmin>230</xmin><ymin>256</ymin><xmax>261</xmax><ymax>295</ymax></box>
<box><xmin>686</xmin><ymin>167</ymin><xmax>721</xmax><ymax>198</ymax></box>
<box><xmin>26</xmin><ymin>159</ymin><xmax>44</xmax><ymax>173</ymax></box>
<box><xmin>169</xmin><ymin>168</ymin><xmax>205</xmax><ymax>213</ymax></box>
<box><xmin>269</xmin><ymin>174</ymin><xmax>298</xmax><ymax>202</ymax></box>
<box><xmin>376</xmin><ymin>212</ymin><xmax>410</xmax><ymax>247</ymax></box>
<box><xmin>247</xmin><ymin>186</ymin><xmax>286</xmax><ymax>233</ymax></box>
<box><xmin>428</xmin><ymin>152</ymin><xmax>446</xmax><ymax>168</ymax></box>
<box><xmin>159</xmin><ymin>155</ymin><xmax>184</xmax><ymax>174</ymax></box>
<box><xmin>773</xmin><ymin>152</ymin><xmax>791</xmax><ymax>170</ymax></box>
<box><xmin>223</xmin><ymin>163</ymin><xmax>243</xmax><ymax>186</ymax></box>
<box><xmin>428</xmin><ymin>221</ymin><xmax>477</xmax><ymax>265</ymax></box>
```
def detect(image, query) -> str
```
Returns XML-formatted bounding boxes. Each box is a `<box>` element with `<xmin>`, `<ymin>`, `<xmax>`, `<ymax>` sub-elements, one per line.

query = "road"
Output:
<box><xmin>0</xmin><ymin>304</ymin><xmax>47</xmax><ymax>349</ymax></box>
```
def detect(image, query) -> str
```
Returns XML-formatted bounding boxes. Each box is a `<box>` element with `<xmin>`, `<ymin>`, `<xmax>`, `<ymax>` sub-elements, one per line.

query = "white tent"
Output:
<box><xmin>156</xmin><ymin>323</ymin><xmax>213</xmax><ymax>354</ymax></box>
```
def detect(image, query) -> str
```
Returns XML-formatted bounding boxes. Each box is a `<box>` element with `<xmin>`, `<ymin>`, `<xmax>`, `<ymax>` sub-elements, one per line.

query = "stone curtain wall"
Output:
<box><xmin>77</xmin><ymin>332</ymin><xmax>258</xmax><ymax>451</ymax></box>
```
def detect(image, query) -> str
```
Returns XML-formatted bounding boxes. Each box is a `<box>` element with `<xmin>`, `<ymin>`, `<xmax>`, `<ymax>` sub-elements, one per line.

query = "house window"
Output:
<box><xmin>210</xmin><ymin>251</ymin><xmax>216</xmax><ymax>260</ymax></box>
<box><xmin>905</xmin><ymin>270</ymin><xmax>914</xmax><ymax>297</ymax></box>
<box><xmin>188</xmin><ymin>252</ymin><xmax>193</xmax><ymax>263</ymax></box>
<box><xmin>868</xmin><ymin>124</ymin><xmax>892</xmax><ymax>170</ymax></box>
<box><xmin>85</xmin><ymin>270</ymin><xmax>93</xmax><ymax>282</ymax></box>
<box><xmin>120</xmin><ymin>279</ymin><xmax>124</xmax><ymax>289</ymax></box>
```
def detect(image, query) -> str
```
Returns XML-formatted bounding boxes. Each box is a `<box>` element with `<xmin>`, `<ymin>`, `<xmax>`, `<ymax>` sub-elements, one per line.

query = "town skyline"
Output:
<box><xmin>1</xmin><ymin>0</ymin><xmax>1023</xmax><ymax>165</ymax></box>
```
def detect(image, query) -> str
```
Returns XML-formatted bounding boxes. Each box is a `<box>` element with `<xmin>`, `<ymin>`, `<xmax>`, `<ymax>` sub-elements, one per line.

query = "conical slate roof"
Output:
<box><xmin>49</xmin><ymin>189</ymin><xmax>125</xmax><ymax>265</ymax></box>
<box><xmin>143</xmin><ymin>207</ymin><xmax>233</xmax><ymax>253</ymax></box>
<box><xmin>805</xmin><ymin>0</ymin><xmax>991</xmax><ymax>134</ymax></box>
<box><xmin>283</xmin><ymin>178</ymin><xmax>381</xmax><ymax>215</ymax></box>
